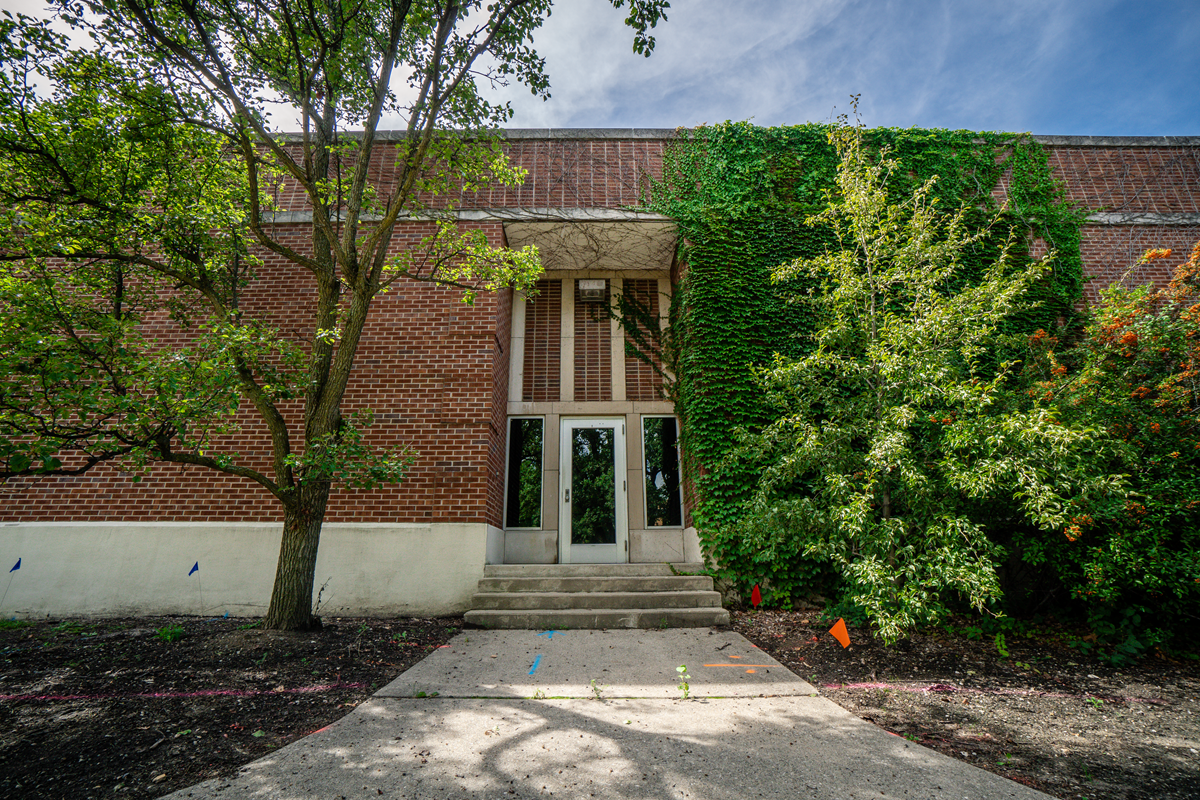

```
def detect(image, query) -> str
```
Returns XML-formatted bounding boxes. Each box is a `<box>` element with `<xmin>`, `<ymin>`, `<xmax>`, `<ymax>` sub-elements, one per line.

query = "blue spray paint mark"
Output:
<box><xmin>528</xmin><ymin>654</ymin><xmax>542</xmax><ymax>675</ymax></box>
<box><xmin>188</xmin><ymin>562</ymin><xmax>199</xmax><ymax>576</ymax></box>
<box><xmin>9</xmin><ymin>558</ymin><xmax>19</xmax><ymax>573</ymax></box>
<box><xmin>537</xmin><ymin>630</ymin><xmax>562</xmax><ymax>639</ymax></box>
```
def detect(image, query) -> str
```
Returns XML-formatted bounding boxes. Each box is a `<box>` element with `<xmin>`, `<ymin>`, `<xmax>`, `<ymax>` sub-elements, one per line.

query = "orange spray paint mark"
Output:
<box><xmin>702</xmin><ymin>664</ymin><xmax>775</xmax><ymax>668</ymax></box>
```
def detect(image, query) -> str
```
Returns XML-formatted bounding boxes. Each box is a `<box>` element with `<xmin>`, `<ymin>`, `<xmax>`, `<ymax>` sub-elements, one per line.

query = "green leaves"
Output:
<box><xmin>1015</xmin><ymin>244</ymin><xmax>1200</xmax><ymax>651</ymax></box>
<box><xmin>383</xmin><ymin>219</ymin><xmax>542</xmax><ymax>305</ymax></box>
<box><xmin>651</xmin><ymin>119</ymin><xmax>1087</xmax><ymax>624</ymax></box>
<box><xmin>724</xmin><ymin>125</ymin><xmax>1106</xmax><ymax>642</ymax></box>
<box><xmin>283</xmin><ymin>411</ymin><xmax>415</xmax><ymax>491</ymax></box>
<box><xmin>0</xmin><ymin>0</ymin><xmax>676</xmax><ymax>629</ymax></box>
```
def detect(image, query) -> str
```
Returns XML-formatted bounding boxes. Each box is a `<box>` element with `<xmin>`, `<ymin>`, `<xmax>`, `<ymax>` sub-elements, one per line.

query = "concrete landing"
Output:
<box><xmin>376</xmin><ymin>628</ymin><xmax>815</xmax><ymax>698</ymax></box>
<box><xmin>167</xmin><ymin>630</ymin><xmax>1053</xmax><ymax>800</ymax></box>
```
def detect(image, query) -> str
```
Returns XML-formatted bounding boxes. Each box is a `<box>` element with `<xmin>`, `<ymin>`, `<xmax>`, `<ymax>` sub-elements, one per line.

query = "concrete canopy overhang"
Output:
<box><xmin>254</xmin><ymin>207</ymin><xmax>679</xmax><ymax>273</ymax></box>
<box><xmin>493</xmin><ymin>208</ymin><xmax>677</xmax><ymax>273</ymax></box>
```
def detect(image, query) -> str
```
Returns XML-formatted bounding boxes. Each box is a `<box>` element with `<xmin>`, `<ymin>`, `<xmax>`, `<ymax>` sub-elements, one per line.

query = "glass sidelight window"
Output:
<box><xmin>643</xmin><ymin>416</ymin><xmax>683</xmax><ymax>527</ymax></box>
<box><xmin>505</xmin><ymin>417</ymin><xmax>543</xmax><ymax>528</ymax></box>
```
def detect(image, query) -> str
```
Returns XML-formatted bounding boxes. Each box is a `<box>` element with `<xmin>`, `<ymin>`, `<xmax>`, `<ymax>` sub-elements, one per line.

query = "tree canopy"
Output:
<box><xmin>0</xmin><ymin>0</ymin><xmax>669</xmax><ymax>629</ymax></box>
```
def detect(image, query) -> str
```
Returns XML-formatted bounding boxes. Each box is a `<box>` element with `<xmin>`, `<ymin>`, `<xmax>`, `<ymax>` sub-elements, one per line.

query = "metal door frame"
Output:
<box><xmin>558</xmin><ymin>417</ymin><xmax>628</xmax><ymax>564</ymax></box>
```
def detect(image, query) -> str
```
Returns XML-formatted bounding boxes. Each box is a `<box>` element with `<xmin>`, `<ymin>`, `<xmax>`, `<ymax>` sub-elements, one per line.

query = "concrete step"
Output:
<box><xmin>463</xmin><ymin>606</ymin><xmax>731</xmax><ymax>630</ymax></box>
<box><xmin>470</xmin><ymin>589</ymin><xmax>724</xmax><ymax>611</ymax></box>
<box><xmin>483</xmin><ymin>563</ymin><xmax>706</xmax><ymax>578</ymax></box>
<box><xmin>477</xmin><ymin>575</ymin><xmax>714</xmax><ymax>594</ymax></box>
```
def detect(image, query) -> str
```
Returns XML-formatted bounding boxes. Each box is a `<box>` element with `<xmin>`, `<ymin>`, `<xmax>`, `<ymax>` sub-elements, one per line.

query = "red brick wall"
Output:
<box><xmin>265</xmin><ymin>136</ymin><xmax>668</xmax><ymax>213</ymax></box>
<box><xmin>623</xmin><ymin>279</ymin><xmax>665</xmax><ymax>401</ymax></box>
<box><xmin>1045</xmin><ymin>145</ymin><xmax>1200</xmax><ymax>214</ymax></box>
<box><xmin>4</xmin><ymin>133</ymin><xmax>1199</xmax><ymax>530</ymax></box>
<box><xmin>0</xmin><ymin>220</ymin><xmax>509</xmax><ymax>526</ymax></box>
<box><xmin>1027</xmin><ymin>141</ymin><xmax>1199</xmax><ymax>304</ymax></box>
<box><xmin>574</xmin><ymin>280</ymin><xmax>612</xmax><ymax>402</ymax></box>
<box><xmin>1052</xmin><ymin>143</ymin><xmax>1199</xmax><ymax>305</ymax></box>
<box><xmin>1078</xmin><ymin>225</ymin><xmax>1200</xmax><ymax>305</ymax></box>
<box><xmin>522</xmin><ymin>279</ymin><xmax>562</xmax><ymax>402</ymax></box>
<box><xmin>469</xmin><ymin>138</ymin><xmax>665</xmax><ymax>209</ymax></box>
<box><xmin>485</xmin><ymin>285</ymin><xmax>513</xmax><ymax>529</ymax></box>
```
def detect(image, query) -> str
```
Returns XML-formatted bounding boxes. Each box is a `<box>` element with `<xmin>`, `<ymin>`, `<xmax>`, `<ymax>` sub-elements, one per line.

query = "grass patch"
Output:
<box><xmin>156</xmin><ymin>624</ymin><xmax>186</xmax><ymax>643</ymax></box>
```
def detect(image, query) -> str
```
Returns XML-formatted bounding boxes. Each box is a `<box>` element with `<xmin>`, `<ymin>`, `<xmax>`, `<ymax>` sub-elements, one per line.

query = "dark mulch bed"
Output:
<box><xmin>4</xmin><ymin>611</ymin><xmax>1198</xmax><ymax>800</ymax></box>
<box><xmin>732</xmin><ymin>609</ymin><xmax>1200</xmax><ymax>800</ymax></box>
<box><xmin>0</xmin><ymin>616</ymin><xmax>459</xmax><ymax>799</ymax></box>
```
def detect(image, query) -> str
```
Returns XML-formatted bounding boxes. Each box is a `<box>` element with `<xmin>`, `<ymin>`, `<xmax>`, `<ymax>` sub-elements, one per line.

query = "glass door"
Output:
<box><xmin>559</xmin><ymin>418</ymin><xmax>628</xmax><ymax>563</ymax></box>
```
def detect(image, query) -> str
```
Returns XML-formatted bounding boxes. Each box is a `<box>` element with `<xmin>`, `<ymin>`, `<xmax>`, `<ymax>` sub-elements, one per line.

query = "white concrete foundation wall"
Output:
<box><xmin>485</xmin><ymin>524</ymin><xmax>504</xmax><ymax>566</ymax></box>
<box><xmin>0</xmin><ymin>522</ymin><xmax>488</xmax><ymax>619</ymax></box>
<box><xmin>683</xmin><ymin>526</ymin><xmax>703</xmax><ymax>564</ymax></box>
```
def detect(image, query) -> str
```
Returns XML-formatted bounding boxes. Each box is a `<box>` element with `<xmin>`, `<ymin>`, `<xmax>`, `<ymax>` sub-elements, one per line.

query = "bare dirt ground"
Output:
<box><xmin>0</xmin><ymin>616</ymin><xmax>459</xmax><ymax>799</ymax></box>
<box><xmin>2</xmin><ymin>612</ymin><xmax>1197</xmax><ymax>800</ymax></box>
<box><xmin>732</xmin><ymin>609</ymin><xmax>1200</xmax><ymax>800</ymax></box>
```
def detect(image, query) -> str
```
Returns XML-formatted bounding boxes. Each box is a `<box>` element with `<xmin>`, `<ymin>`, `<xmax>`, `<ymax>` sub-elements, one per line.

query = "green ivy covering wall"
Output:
<box><xmin>648</xmin><ymin>122</ymin><xmax>1085</xmax><ymax>596</ymax></box>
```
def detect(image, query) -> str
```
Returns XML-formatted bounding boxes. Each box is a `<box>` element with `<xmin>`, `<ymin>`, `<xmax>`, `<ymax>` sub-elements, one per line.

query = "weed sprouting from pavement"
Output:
<box><xmin>676</xmin><ymin>664</ymin><xmax>691</xmax><ymax>700</ymax></box>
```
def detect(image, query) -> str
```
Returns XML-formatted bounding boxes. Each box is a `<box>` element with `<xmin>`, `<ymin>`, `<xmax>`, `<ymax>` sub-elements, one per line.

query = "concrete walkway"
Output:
<box><xmin>167</xmin><ymin>629</ymin><xmax>1052</xmax><ymax>799</ymax></box>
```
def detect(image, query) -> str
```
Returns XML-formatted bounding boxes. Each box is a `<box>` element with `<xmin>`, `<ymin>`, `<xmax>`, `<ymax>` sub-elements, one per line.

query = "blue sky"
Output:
<box><xmin>489</xmin><ymin>0</ymin><xmax>1200</xmax><ymax>135</ymax></box>
<box><xmin>5</xmin><ymin>0</ymin><xmax>1196</xmax><ymax>135</ymax></box>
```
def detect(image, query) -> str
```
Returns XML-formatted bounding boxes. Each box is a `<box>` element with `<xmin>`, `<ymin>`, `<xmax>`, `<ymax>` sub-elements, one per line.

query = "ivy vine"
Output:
<box><xmin>645</xmin><ymin>122</ymin><xmax>1085</xmax><ymax>598</ymax></box>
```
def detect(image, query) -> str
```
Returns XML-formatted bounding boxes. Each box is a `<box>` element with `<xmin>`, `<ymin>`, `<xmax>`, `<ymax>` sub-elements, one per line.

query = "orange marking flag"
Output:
<box><xmin>829</xmin><ymin>618</ymin><xmax>850</xmax><ymax>648</ymax></box>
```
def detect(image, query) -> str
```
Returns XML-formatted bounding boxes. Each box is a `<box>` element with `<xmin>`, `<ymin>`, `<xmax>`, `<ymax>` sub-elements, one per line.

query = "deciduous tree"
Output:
<box><xmin>734</xmin><ymin>121</ymin><xmax>1121</xmax><ymax>642</ymax></box>
<box><xmin>0</xmin><ymin>0</ymin><xmax>668</xmax><ymax>629</ymax></box>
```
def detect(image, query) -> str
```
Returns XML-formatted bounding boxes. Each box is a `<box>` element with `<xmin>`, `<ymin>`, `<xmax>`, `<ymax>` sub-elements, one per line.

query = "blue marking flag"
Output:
<box><xmin>9</xmin><ymin>558</ymin><xmax>19</xmax><ymax>572</ymax></box>
<box><xmin>528</xmin><ymin>654</ymin><xmax>542</xmax><ymax>675</ymax></box>
<box><xmin>188</xmin><ymin>562</ymin><xmax>199</xmax><ymax>576</ymax></box>
<box><xmin>537</xmin><ymin>630</ymin><xmax>562</xmax><ymax>640</ymax></box>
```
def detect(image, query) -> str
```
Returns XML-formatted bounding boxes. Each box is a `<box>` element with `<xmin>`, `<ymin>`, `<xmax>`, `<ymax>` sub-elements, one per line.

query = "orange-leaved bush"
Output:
<box><xmin>1017</xmin><ymin>241</ymin><xmax>1200</xmax><ymax>659</ymax></box>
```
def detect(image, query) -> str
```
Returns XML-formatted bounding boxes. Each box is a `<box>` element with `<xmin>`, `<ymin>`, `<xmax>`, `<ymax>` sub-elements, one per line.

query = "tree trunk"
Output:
<box><xmin>262</xmin><ymin>482</ymin><xmax>331</xmax><ymax>630</ymax></box>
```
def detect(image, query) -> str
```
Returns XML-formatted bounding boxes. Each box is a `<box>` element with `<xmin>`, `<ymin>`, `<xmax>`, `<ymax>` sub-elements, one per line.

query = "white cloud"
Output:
<box><xmin>5</xmin><ymin>0</ymin><xmax>1195</xmax><ymax>134</ymax></box>
<box><xmin>489</xmin><ymin>0</ymin><xmax>1199</xmax><ymax>135</ymax></box>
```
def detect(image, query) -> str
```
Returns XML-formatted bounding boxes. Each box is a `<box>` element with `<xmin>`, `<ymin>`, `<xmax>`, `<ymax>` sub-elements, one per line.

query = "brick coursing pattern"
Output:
<box><xmin>265</xmin><ymin>138</ymin><xmax>667</xmax><ymax>214</ymax></box>
<box><xmin>987</xmin><ymin>143</ymin><xmax>1200</xmax><ymax>302</ymax></box>
<box><xmin>574</xmin><ymin>280</ymin><xmax>612</xmax><ymax>402</ymax></box>
<box><xmin>459</xmin><ymin>139</ymin><xmax>665</xmax><ymax>210</ymax></box>
<box><xmin>521</xmin><ymin>279</ymin><xmax>562</xmax><ymax>402</ymax></box>
<box><xmin>0</xmin><ymin>220</ymin><xmax>507</xmax><ymax>525</ymax></box>
<box><xmin>1046</xmin><ymin>146</ymin><xmax>1200</xmax><ymax>214</ymax></box>
<box><xmin>485</xmin><ymin>285</ymin><xmax>513</xmax><ymax>529</ymax></box>
<box><xmin>1079</xmin><ymin>225</ymin><xmax>1200</xmax><ymax>305</ymax></box>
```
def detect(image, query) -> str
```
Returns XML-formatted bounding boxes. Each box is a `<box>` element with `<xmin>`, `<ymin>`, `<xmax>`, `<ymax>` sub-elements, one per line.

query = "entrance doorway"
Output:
<box><xmin>559</xmin><ymin>418</ymin><xmax>628</xmax><ymax>563</ymax></box>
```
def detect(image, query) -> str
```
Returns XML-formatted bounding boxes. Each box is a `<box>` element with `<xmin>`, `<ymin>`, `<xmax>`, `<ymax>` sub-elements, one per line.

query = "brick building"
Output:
<box><xmin>1</xmin><ymin>130</ymin><xmax>1198</xmax><ymax>619</ymax></box>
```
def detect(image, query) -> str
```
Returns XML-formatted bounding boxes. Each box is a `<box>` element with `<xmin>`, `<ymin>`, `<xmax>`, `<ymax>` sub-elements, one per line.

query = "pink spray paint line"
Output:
<box><xmin>822</xmin><ymin>681</ymin><xmax>1169</xmax><ymax>705</ymax></box>
<box><xmin>1</xmin><ymin>681</ymin><xmax>366</xmax><ymax>703</ymax></box>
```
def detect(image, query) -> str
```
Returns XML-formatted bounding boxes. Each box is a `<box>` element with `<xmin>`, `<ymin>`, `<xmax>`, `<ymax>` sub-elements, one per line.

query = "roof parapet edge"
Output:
<box><xmin>276</xmin><ymin>128</ymin><xmax>678</xmax><ymax>142</ymax></box>
<box><xmin>271</xmin><ymin>130</ymin><xmax>1195</xmax><ymax>146</ymax></box>
<box><xmin>1034</xmin><ymin>135</ymin><xmax>1200</xmax><ymax>147</ymax></box>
